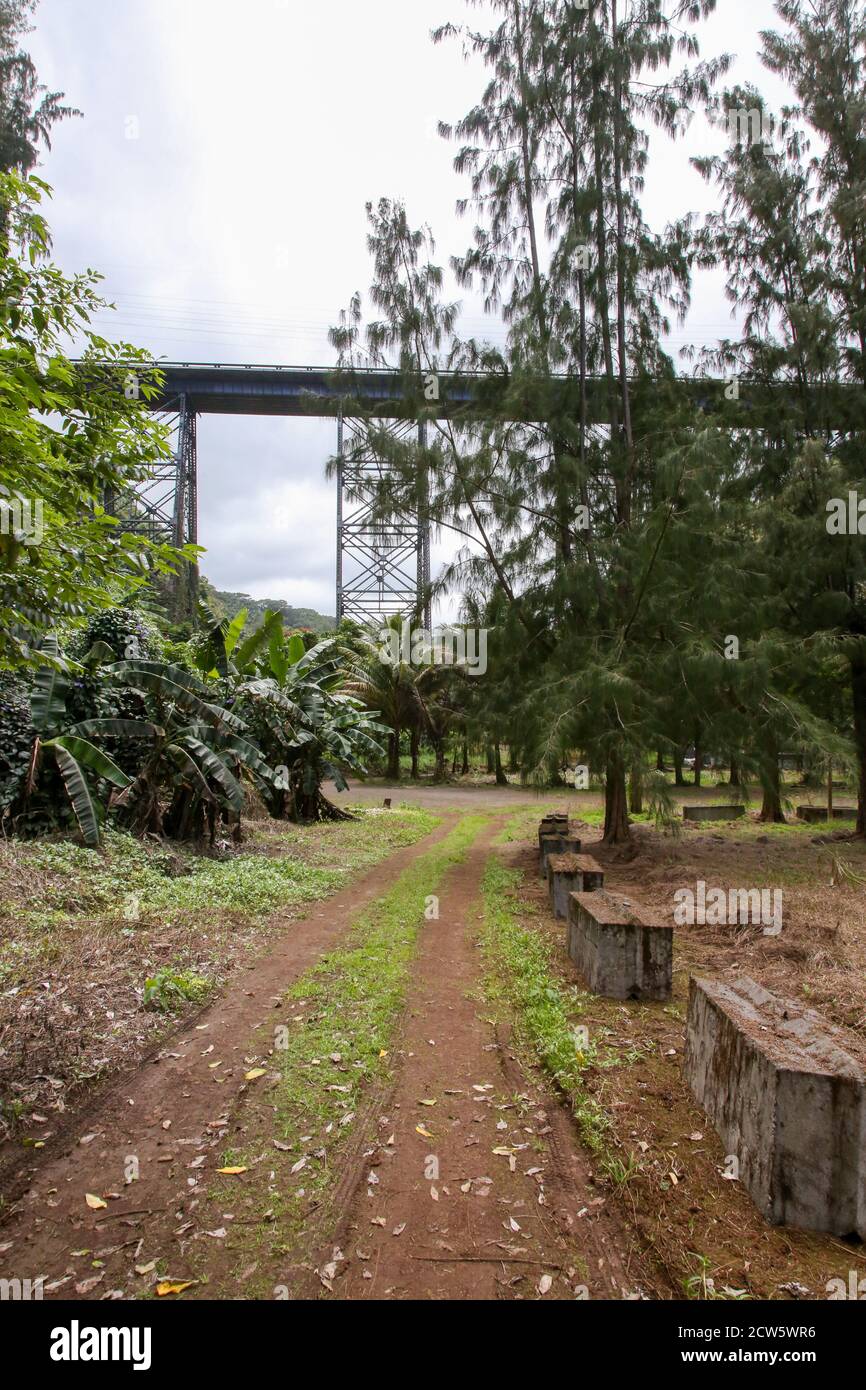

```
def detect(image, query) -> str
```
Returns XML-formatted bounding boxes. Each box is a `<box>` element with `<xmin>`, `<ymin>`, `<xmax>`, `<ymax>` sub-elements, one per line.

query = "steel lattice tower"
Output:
<box><xmin>122</xmin><ymin>391</ymin><xmax>199</xmax><ymax>620</ymax></box>
<box><xmin>336</xmin><ymin>411</ymin><xmax>431</xmax><ymax>631</ymax></box>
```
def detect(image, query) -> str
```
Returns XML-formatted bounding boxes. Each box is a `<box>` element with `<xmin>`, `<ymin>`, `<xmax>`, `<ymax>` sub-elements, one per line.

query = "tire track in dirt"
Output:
<box><xmin>0</xmin><ymin>815</ymin><xmax>457</xmax><ymax>1299</ymax></box>
<box><xmin>321</xmin><ymin>822</ymin><xmax>648</xmax><ymax>1301</ymax></box>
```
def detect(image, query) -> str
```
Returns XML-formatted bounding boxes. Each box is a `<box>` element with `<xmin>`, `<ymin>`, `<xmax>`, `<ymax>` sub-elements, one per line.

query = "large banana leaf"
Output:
<box><xmin>286</xmin><ymin>633</ymin><xmax>306</xmax><ymax>668</ymax></box>
<box><xmin>321</xmin><ymin>760</ymin><xmax>350</xmax><ymax>793</ymax></box>
<box><xmin>193</xmin><ymin>602</ymin><xmax>234</xmax><ymax>677</ymax></box>
<box><xmin>224</xmin><ymin>608</ymin><xmax>247</xmax><ymax>657</ymax></box>
<box><xmin>236</xmin><ymin>679</ymin><xmax>304</xmax><ymax>726</ymax></box>
<box><xmin>166</xmin><ymin>743</ymin><xmax>217</xmax><ymax>802</ymax></box>
<box><xmin>268</xmin><ymin>624</ymin><xmax>289</xmax><ymax>684</ymax></box>
<box><xmin>213</xmin><ymin>732</ymin><xmax>275</xmax><ymax>780</ymax></box>
<box><xmin>181</xmin><ymin>738</ymin><xmax>244</xmax><ymax>812</ymax></box>
<box><xmin>202</xmin><ymin>702</ymin><xmax>248</xmax><ymax>732</ymax></box>
<box><xmin>70</xmin><ymin>718</ymin><xmax>165</xmax><ymax>740</ymax></box>
<box><xmin>234</xmin><ymin>609</ymin><xmax>283</xmax><ymax>673</ymax></box>
<box><xmin>46</xmin><ymin>735</ymin><xmax>131</xmax><ymax>788</ymax></box>
<box><xmin>48</xmin><ymin>744</ymin><xmax>101</xmax><ymax>847</ymax></box>
<box><xmin>107</xmin><ymin>660</ymin><xmax>210</xmax><ymax>697</ymax></box>
<box><xmin>80</xmin><ymin>640</ymin><xmax>117</xmax><ymax>669</ymax></box>
<box><xmin>30</xmin><ymin>636</ymin><xmax>70</xmax><ymax>733</ymax></box>
<box><xmin>178</xmin><ymin>723</ymin><xmax>271</xmax><ymax>777</ymax></box>
<box><xmin>106</xmin><ymin>663</ymin><xmax>213</xmax><ymax>718</ymax></box>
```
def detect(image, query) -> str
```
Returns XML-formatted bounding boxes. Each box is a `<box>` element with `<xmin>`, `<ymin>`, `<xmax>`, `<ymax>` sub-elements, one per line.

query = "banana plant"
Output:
<box><xmin>13</xmin><ymin>636</ymin><xmax>132</xmax><ymax>846</ymax></box>
<box><xmin>234</xmin><ymin>633</ymin><xmax>387</xmax><ymax>820</ymax></box>
<box><xmin>95</xmin><ymin>659</ymin><xmax>278</xmax><ymax>840</ymax></box>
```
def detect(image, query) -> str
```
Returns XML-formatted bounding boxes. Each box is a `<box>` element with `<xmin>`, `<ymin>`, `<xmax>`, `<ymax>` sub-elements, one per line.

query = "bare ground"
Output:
<box><xmin>2</xmin><ymin>785</ymin><xmax>865</xmax><ymax>1302</ymax></box>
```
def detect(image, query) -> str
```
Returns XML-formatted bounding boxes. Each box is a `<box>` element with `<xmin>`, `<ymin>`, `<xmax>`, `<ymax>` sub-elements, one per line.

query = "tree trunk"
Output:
<box><xmin>433</xmin><ymin>736</ymin><xmax>447</xmax><ymax>783</ymax></box>
<box><xmin>759</xmin><ymin>747</ymin><xmax>785</xmax><ymax>823</ymax></box>
<box><xmin>410</xmin><ymin>728</ymin><xmax>420</xmax><ymax>780</ymax></box>
<box><xmin>693</xmin><ymin>731</ymin><xmax>703</xmax><ymax>788</ymax></box>
<box><xmin>628</xmin><ymin>764</ymin><xmax>643</xmax><ymax>815</ymax></box>
<box><xmin>674</xmin><ymin>749</ymin><xmax>686</xmax><ymax>786</ymax></box>
<box><xmin>851</xmin><ymin>651</ymin><xmax>866</xmax><ymax>836</ymax></box>
<box><xmin>486</xmin><ymin>743</ymin><xmax>495</xmax><ymax>775</ymax></box>
<box><xmin>494</xmin><ymin>742</ymin><xmax>508</xmax><ymax>787</ymax></box>
<box><xmin>461</xmin><ymin>740</ymin><xmax>469</xmax><ymax>776</ymax></box>
<box><xmin>603</xmin><ymin>750</ymin><xmax>630</xmax><ymax>843</ymax></box>
<box><xmin>387</xmin><ymin>730</ymin><xmax>400</xmax><ymax>781</ymax></box>
<box><xmin>656</xmin><ymin>748</ymin><xmax>665</xmax><ymax>772</ymax></box>
<box><xmin>729</xmin><ymin>754</ymin><xmax>740</xmax><ymax>787</ymax></box>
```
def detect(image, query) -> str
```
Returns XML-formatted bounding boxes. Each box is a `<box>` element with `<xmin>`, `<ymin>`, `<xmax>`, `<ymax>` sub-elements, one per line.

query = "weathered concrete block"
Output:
<box><xmin>567</xmin><ymin>890</ymin><xmax>672</xmax><ymax>1000</ymax></box>
<box><xmin>684</xmin><ymin>975</ymin><xmax>866</xmax><ymax>1239</ymax></box>
<box><xmin>546</xmin><ymin>852</ymin><xmax>604</xmax><ymax>919</ymax></box>
<box><xmin>683</xmin><ymin>804</ymin><xmax>745</xmax><ymax>822</ymax></box>
<box><xmin>539</xmin><ymin>832</ymin><xmax>581</xmax><ymax>876</ymax></box>
<box><xmin>796</xmin><ymin>805</ymin><xmax>856</xmax><ymax>823</ymax></box>
<box><xmin>537</xmin><ymin>815</ymin><xmax>569</xmax><ymax>847</ymax></box>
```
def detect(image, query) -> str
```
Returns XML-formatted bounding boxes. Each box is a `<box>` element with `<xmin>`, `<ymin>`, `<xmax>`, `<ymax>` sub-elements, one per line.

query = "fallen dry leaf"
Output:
<box><xmin>74</xmin><ymin>1274</ymin><xmax>104</xmax><ymax>1295</ymax></box>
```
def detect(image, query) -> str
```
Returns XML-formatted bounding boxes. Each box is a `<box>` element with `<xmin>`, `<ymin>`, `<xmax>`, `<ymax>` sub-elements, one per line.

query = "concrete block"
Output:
<box><xmin>546</xmin><ymin>853</ymin><xmax>604</xmax><ymax>919</ymax></box>
<box><xmin>796</xmin><ymin>805</ymin><xmax>856</xmax><ymax>822</ymax></box>
<box><xmin>537</xmin><ymin>815</ymin><xmax>569</xmax><ymax>847</ymax></box>
<box><xmin>567</xmin><ymin>890</ymin><xmax>672</xmax><ymax>1000</ymax></box>
<box><xmin>684</xmin><ymin>975</ymin><xmax>866</xmax><ymax>1239</ymax></box>
<box><xmin>539</xmin><ymin>831</ymin><xmax>581</xmax><ymax>876</ymax></box>
<box><xmin>683</xmin><ymin>805</ymin><xmax>745</xmax><ymax>822</ymax></box>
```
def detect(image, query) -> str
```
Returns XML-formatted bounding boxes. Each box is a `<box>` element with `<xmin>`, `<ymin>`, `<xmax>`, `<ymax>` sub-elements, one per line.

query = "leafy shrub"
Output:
<box><xmin>0</xmin><ymin>672</ymin><xmax>34</xmax><ymax>811</ymax></box>
<box><xmin>143</xmin><ymin>968</ymin><xmax>211</xmax><ymax>1011</ymax></box>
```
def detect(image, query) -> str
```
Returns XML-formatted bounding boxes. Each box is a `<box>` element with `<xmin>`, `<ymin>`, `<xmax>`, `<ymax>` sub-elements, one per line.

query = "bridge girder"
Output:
<box><xmin>117</xmin><ymin>360</ymin><xmax>866</xmax><ymax>628</ymax></box>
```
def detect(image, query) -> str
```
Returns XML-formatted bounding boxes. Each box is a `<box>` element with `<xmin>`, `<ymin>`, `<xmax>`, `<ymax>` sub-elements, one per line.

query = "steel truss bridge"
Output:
<box><xmin>129</xmin><ymin>361</ymin><xmax>866</xmax><ymax>623</ymax></box>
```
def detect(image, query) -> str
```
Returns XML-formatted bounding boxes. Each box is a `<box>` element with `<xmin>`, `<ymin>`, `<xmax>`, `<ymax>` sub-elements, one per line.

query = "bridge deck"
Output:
<box><xmin>147</xmin><ymin>362</ymin><xmax>866</xmax><ymax>428</ymax></box>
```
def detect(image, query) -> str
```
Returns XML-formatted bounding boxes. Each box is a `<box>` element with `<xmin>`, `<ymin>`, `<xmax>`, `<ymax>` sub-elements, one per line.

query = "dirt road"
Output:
<box><xmin>0</xmin><ymin>807</ymin><xmax>650</xmax><ymax>1301</ymax></box>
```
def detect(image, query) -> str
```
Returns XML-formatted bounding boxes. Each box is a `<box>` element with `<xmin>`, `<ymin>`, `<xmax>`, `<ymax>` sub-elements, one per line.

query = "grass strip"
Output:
<box><xmin>479</xmin><ymin>856</ymin><xmax>614</xmax><ymax>1167</ymax></box>
<box><xmin>209</xmin><ymin>812</ymin><xmax>491</xmax><ymax>1248</ymax></box>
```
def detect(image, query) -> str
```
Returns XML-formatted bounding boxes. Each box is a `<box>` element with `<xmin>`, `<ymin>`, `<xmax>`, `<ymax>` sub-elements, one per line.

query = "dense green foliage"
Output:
<box><xmin>0</xmin><ymin>602</ymin><xmax>387</xmax><ymax>845</ymax></box>
<box><xmin>331</xmin><ymin>0</ymin><xmax>866</xmax><ymax>838</ymax></box>
<box><xmin>0</xmin><ymin>171</ymin><xmax>195</xmax><ymax>672</ymax></box>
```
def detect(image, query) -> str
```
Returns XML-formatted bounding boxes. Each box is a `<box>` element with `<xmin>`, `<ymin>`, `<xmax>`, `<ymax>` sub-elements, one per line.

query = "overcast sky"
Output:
<box><xmin>27</xmin><ymin>0</ymin><xmax>789</xmax><ymax>619</ymax></box>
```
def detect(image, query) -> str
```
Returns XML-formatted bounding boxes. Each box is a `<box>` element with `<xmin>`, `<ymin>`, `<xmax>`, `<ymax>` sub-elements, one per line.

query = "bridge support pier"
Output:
<box><xmin>126</xmin><ymin>392</ymin><xmax>198</xmax><ymax>623</ymax></box>
<box><xmin>336</xmin><ymin>412</ymin><xmax>431</xmax><ymax>632</ymax></box>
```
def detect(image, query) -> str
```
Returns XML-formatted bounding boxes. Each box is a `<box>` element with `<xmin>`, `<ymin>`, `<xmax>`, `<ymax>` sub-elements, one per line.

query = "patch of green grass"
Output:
<box><xmin>1</xmin><ymin>808</ymin><xmax>439</xmax><ymax>931</ymax></box>
<box><xmin>479</xmin><ymin>857</ymin><xmax>613</xmax><ymax>1163</ymax></box>
<box><xmin>495</xmin><ymin>803</ymin><xmax>583</xmax><ymax>843</ymax></box>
